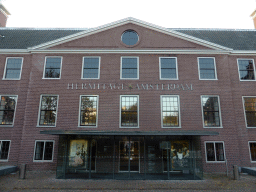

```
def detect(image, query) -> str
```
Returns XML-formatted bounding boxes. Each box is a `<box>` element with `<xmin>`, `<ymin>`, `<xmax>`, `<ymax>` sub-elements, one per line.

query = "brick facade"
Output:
<box><xmin>0</xmin><ymin>18</ymin><xmax>256</xmax><ymax>178</ymax></box>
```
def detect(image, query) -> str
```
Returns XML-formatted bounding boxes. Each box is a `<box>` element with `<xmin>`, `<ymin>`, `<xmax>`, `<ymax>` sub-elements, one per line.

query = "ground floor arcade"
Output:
<box><xmin>40</xmin><ymin>130</ymin><xmax>218</xmax><ymax>180</ymax></box>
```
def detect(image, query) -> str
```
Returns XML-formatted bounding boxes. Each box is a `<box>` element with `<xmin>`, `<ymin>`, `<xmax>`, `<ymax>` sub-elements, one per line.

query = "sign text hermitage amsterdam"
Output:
<box><xmin>67</xmin><ymin>83</ymin><xmax>193</xmax><ymax>91</ymax></box>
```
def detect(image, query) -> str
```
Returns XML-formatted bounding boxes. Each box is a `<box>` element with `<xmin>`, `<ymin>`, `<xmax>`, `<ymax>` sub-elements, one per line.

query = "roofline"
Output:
<box><xmin>0</xmin><ymin>4</ymin><xmax>10</xmax><ymax>15</ymax></box>
<box><xmin>2</xmin><ymin>49</ymin><xmax>256</xmax><ymax>55</ymax></box>
<box><xmin>28</xmin><ymin>17</ymin><xmax>233</xmax><ymax>51</ymax></box>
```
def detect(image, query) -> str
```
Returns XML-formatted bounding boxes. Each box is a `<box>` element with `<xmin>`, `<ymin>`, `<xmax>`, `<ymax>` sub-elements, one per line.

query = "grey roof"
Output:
<box><xmin>174</xmin><ymin>29</ymin><xmax>256</xmax><ymax>50</ymax></box>
<box><xmin>0</xmin><ymin>28</ymin><xmax>85</xmax><ymax>49</ymax></box>
<box><xmin>0</xmin><ymin>27</ymin><xmax>256</xmax><ymax>50</ymax></box>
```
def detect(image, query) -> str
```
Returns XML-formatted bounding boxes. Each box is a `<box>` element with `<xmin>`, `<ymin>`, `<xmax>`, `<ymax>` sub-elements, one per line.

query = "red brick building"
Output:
<box><xmin>1</xmin><ymin>3</ymin><xmax>256</xmax><ymax>179</ymax></box>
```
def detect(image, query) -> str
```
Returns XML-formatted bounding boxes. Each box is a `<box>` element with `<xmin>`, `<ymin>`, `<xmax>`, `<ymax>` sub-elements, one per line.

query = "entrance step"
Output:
<box><xmin>241</xmin><ymin>167</ymin><xmax>256</xmax><ymax>176</ymax></box>
<box><xmin>0</xmin><ymin>166</ymin><xmax>18</xmax><ymax>176</ymax></box>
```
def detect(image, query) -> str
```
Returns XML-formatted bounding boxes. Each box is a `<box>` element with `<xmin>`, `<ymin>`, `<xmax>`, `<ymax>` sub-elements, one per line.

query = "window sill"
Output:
<box><xmin>120</xmin><ymin>126</ymin><xmax>139</xmax><ymax>129</ymax></box>
<box><xmin>42</xmin><ymin>78</ymin><xmax>61</xmax><ymax>80</ymax></box>
<box><xmin>2</xmin><ymin>78</ymin><xmax>20</xmax><ymax>80</ymax></box>
<box><xmin>37</xmin><ymin>125</ymin><xmax>56</xmax><ymax>128</ymax></box>
<box><xmin>162</xmin><ymin>127</ymin><xmax>181</xmax><ymax>128</ymax></box>
<box><xmin>206</xmin><ymin>161</ymin><xmax>226</xmax><ymax>163</ymax></box>
<box><xmin>199</xmin><ymin>79</ymin><xmax>218</xmax><ymax>81</ymax></box>
<box><xmin>0</xmin><ymin>125</ymin><xmax>14</xmax><ymax>127</ymax></box>
<box><xmin>0</xmin><ymin>160</ymin><xmax>8</xmax><ymax>162</ymax></box>
<box><xmin>203</xmin><ymin>126</ymin><xmax>223</xmax><ymax>128</ymax></box>
<box><xmin>78</xmin><ymin>126</ymin><xmax>97</xmax><ymax>128</ymax></box>
<box><xmin>33</xmin><ymin>160</ymin><xmax>54</xmax><ymax>163</ymax></box>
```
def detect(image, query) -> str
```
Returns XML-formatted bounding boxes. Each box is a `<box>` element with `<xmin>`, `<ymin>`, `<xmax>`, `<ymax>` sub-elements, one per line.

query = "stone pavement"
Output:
<box><xmin>0</xmin><ymin>171</ymin><xmax>256</xmax><ymax>191</ymax></box>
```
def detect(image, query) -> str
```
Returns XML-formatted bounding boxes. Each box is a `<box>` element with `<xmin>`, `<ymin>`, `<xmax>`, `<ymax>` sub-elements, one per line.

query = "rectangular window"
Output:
<box><xmin>0</xmin><ymin>95</ymin><xmax>18</xmax><ymax>126</ymax></box>
<box><xmin>205</xmin><ymin>142</ymin><xmax>225</xmax><ymax>162</ymax></box>
<box><xmin>161</xmin><ymin>95</ymin><xmax>180</xmax><ymax>128</ymax></box>
<box><xmin>120</xmin><ymin>95</ymin><xmax>139</xmax><ymax>128</ymax></box>
<box><xmin>237</xmin><ymin>59</ymin><xmax>255</xmax><ymax>81</ymax></box>
<box><xmin>201</xmin><ymin>96</ymin><xmax>222</xmax><ymax>127</ymax></box>
<box><xmin>43</xmin><ymin>57</ymin><xmax>62</xmax><ymax>79</ymax></box>
<box><xmin>243</xmin><ymin>97</ymin><xmax>256</xmax><ymax>128</ymax></box>
<box><xmin>198</xmin><ymin>57</ymin><xmax>217</xmax><ymax>80</ymax></box>
<box><xmin>82</xmin><ymin>57</ymin><xmax>100</xmax><ymax>79</ymax></box>
<box><xmin>121</xmin><ymin>57</ymin><xmax>139</xmax><ymax>79</ymax></box>
<box><xmin>38</xmin><ymin>95</ymin><xmax>58</xmax><ymax>126</ymax></box>
<box><xmin>249</xmin><ymin>142</ymin><xmax>256</xmax><ymax>162</ymax></box>
<box><xmin>33</xmin><ymin>141</ymin><xmax>54</xmax><ymax>161</ymax></box>
<box><xmin>3</xmin><ymin>57</ymin><xmax>23</xmax><ymax>80</ymax></box>
<box><xmin>0</xmin><ymin>140</ymin><xmax>11</xmax><ymax>161</ymax></box>
<box><xmin>159</xmin><ymin>57</ymin><xmax>178</xmax><ymax>80</ymax></box>
<box><xmin>79</xmin><ymin>96</ymin><xmax>98</xmax><ymax>127</ymax></box>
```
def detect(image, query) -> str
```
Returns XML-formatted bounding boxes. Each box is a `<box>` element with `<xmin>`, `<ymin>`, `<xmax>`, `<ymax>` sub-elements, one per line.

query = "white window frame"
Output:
<box><xmin>237</xmin><ymin>59</ymin><xmax>256</xmax><ymax>81</ymax></box>
<box><xmin>160</xmin><ymin>95</ymin><xmax>181</xmax><ymax>128</ymax></box>
<box><xmin>0</xmin><ymin>140</ymin><xmax>11</xmax><ymax>162</ymax></box>
<box><xmin>3</xmin><ymin>57</ymin><xmax>24</xmax><ymax>80</ymax></box>
<box><xmin>120</xmin><ymin>95</ymin><xmax>139</xmax><ymax>128</ymax></box>
<box><xmin>42</xmin><ymin>56</ymin><xmax>63</xmax><ymax>79</ymax></box>
<box><xmin>159</xmin><ymin>57</ymin><xmax>178</xmax><ymax>80</ymax></box>
<box><xmin>33</xmin><ymin>140</ymin><xmax>55</xmax><ymax>162</ymax></box>
<box><xmin>201</xmin><ymin>95</ymin><xmax>222</xmax><ymax>128</ymax></box>
<box><xmin>78</xmin><ymin>95</ymin><xmax>99</xmax><ymax>128</ymax></box>
<box><xmin>120</xmin><ymin>57</ymin><xmax>139</xmax><ymax>80</ymax></box>
<box><xmin>204</xmin><ymin>141</ymin><xmax>226</xmax><ymax>163</ymax></box>
<box><xmin>197</xmin><ymin>57</ymin><xmax>218</xmax><ymax>80</ymax></box>
<box><xmin>248</xmin><ymin>141</ymin><xmax>256</xmax><ymax>163</ymax></box>
<box><xmin>81</xmin><ymin>56</ymin><xmax>101</xmax><ymax>79</ymax></box>
<box><xmin>37</xmin><ymin>95</ymin><xmax>59</xmax><ymax>127</ymax></box>
<box><xmin>242</xmin><ymin>96</ymin><xmax>256</xmax><ymax>128</ymax></box>
<box><xmin>0</xmin><ymin>95</ymin><xmax>18</xmax><ymax>127</ymax></box>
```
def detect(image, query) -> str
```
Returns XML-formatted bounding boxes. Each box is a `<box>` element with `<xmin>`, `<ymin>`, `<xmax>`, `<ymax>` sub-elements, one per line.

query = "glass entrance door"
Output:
<box><xmin>119</xmin><ymin>141</ymin><xmax>139</xmax><ymax>172</ymax></box>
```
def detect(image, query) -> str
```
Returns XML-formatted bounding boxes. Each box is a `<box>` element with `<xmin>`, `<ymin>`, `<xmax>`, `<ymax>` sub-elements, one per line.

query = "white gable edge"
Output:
<box><xmin>28</xmin><ymin>17</ymin><xmax>232</xmax><ymax>51</ymax></box>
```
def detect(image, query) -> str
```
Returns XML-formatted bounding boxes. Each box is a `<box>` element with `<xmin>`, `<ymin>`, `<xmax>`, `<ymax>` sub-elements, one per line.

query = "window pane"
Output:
<box><xmin>5</xmin><ymin>58</ymin><xmax>22</xmax><ymax>79</ymax></box>
<box><xmin>83</xmin><ymin>58</ymin><xmax>99</xmax><ymax>79</ymax></box>
<box><xmin>80</xmin><ymin>96</ymin><xmax>97</xmax><ymax>126</ymax></box>
<box><xmin>34</xmin><ymin>142</ymin><xmax>44</xmax><ymax>160</ymax></box>
<box><xmin>122</xmin><ymin>58</ymin><xmax>138</xmax><ymax>79</ymax></box>
<box><xmin>202</xmin><ymin>96</ymin><xmax>220</xmax><ymax>127</ymax></box>
<box><xmin>122</xmin><ymin>30</ymin><xmax>139</xmax><ymax>46</ymax></box>
<box><xmin>44</xmin><ymin>142</ymin><xmax>54</xmax><ymax>160</ymax></box>
<box><xmin>0</xmin><ymin>96</ymin><xmax>17</xmax><ymax>125</ymax></box>
<box><xmin>160</xmin><ymin>58</ymin><xmax>177</xmax><ymax>79</ymax></box>
<box><xmin>238</xmin><ymin>59</ymin><xmax>255</xmax><ymax>80</ymax></box>
<box><xmin>121</xmin><ymin>96</ymin><xmax>138</xmax><ymax>127</ymax></box>
<box><xmin>206</xmin><ymin>143</ymin><xmax>215</xmax><ymax>161</ymax></box>
<box><xmin>250</xmin><ymin>143</ymin><xmax>256</xmax><ymax>161</ymax></box>
<box><xmin>39</xmin><ymin>96</ymin><xmax>58</xmax><ymax>126</ymax></box>
<box><xmin>162</xmin><ymin>96</ymin><xmax>179</xmax><ymax>127</ymax></box>
<box><xmin>199</xmin><ymin>58</ymin><xmax>216</xmax><ymax>79</ymax></box>
<box><xmin>244</xmin><ymin>97</ymin><xmax>256</xmax><ymax>127</ymax></box>
<box><xmin>215</xmin><ymin>143</ymin><xmax>224</xmax><ymax>161</ymax></box>
<box><xmin>44</xmin><ymin>57</ymin><xmax>61</xmax><ymax>78</ymax></box>
<box><xmin>0</xmin><ymin>141</ymin><xmax>10</xmax><ymax>160</ymax></box>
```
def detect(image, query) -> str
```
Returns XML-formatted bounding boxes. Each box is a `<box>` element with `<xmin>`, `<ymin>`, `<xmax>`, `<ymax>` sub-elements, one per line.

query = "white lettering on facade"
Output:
<box><xmin>67</xmin><ymin>83</ymin><xmax>193</xmax><ymax>91</ymax></box>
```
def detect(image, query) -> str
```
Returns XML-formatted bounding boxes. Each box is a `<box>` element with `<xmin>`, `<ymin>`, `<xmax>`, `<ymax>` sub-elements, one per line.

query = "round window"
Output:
<box><xmin>121</xmin><ymin>30</ymin><xmax>139</xmax><ymax>46</ymax></box>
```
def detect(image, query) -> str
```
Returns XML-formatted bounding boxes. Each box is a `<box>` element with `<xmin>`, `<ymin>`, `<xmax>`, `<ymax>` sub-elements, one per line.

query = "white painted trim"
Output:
<box><xmin>120</xmin><ymin>57</ymin><xmax>139</xmax><ymax>80</ymax></box>
<box><xmin>37</xmin><ymin>95</ymin><xmax>59</xmax><ymax>127</ymax></box>
<box><xmin>33</xmin><ymin>140</ymin><xmax>55</xmax><ymax>162</ymax></box>
<box><xmin>2</xmin><ymin>57</ymin><xmax>24</xmax><ymax>80</ymax></box>
<box><xmin>42</xmin><ymin>56</ymin><xmax>63</xmax><ymax>79</ymax></box>
<box><xmin>0</xmin><ymin>95</ymin><xmax>18</xmax><ymax>127</ymax></box>
<box><xmin>242</xmin><ymin>96</ymin><xmax>256</xmax><ymax>128</ymax></box>
<box><xmin>160</xmin><ymin>95</ymin><xmax>181</xmax><ymax>128</ymax></box>
<box><xmin>159</xmin><ymin>57</ymin><xmax>179</xmax><ymax>80</ymax></box>
<box><xmin>0</xmin><ymin>49</ymin><xmax>30</xmax><ymax>54</ymax></box>
<box><xmin>201</xmin><ymin>95</ymin><xmax>222</xmax><ymax>128</ymax></box>
<box><xmin>81</xmin><ymin>57</ymin><xmax>101</xmax><ymax>79</ymax></box>
<box><xmin>204</xmin><ymin>141</ymin><xmax>226</xmax><ymax>163</ymax></box>
<box><xmin>78</xmin><ymin>95</ymin><xmax>99</xmax><ymax>128</ymax></box>
<box><xmin>197</xmin><ymin>57</ymin><xmax>218</xmax><ymax>80</ymax></box>
<box><xmin>120</xmin><ymin>95</ymin><xmax>139</xmax><ymax>128</ymax></box>
<box><xmin>237</xmin><ymin>59</ymin><xmax>256</xmax><ymax>81</ymax></box>
<box><xmin>0</xmin><ymin>140</ymin><xmax>11</xmax><ymax>162</ymax></box>
<box><xmin>28</xmin><ymin>17</ymin><xmax>232</xmax><ymax>51</ymax></box>
<box><xmin>248</xmin><ymin>141</ymin><xmax>256</xmax><ymax>163</ymax></box>
<box><xmin>29</xmin><ymin>49</ymin><xmax>232</xmax><ymax>54</ymax></box>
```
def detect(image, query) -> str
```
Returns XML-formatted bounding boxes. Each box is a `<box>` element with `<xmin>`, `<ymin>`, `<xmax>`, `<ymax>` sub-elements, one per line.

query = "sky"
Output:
<box><xmin>1</xmin><ymin>0</ymin><xmax>256</xmax><ymax>29</ymax></box>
